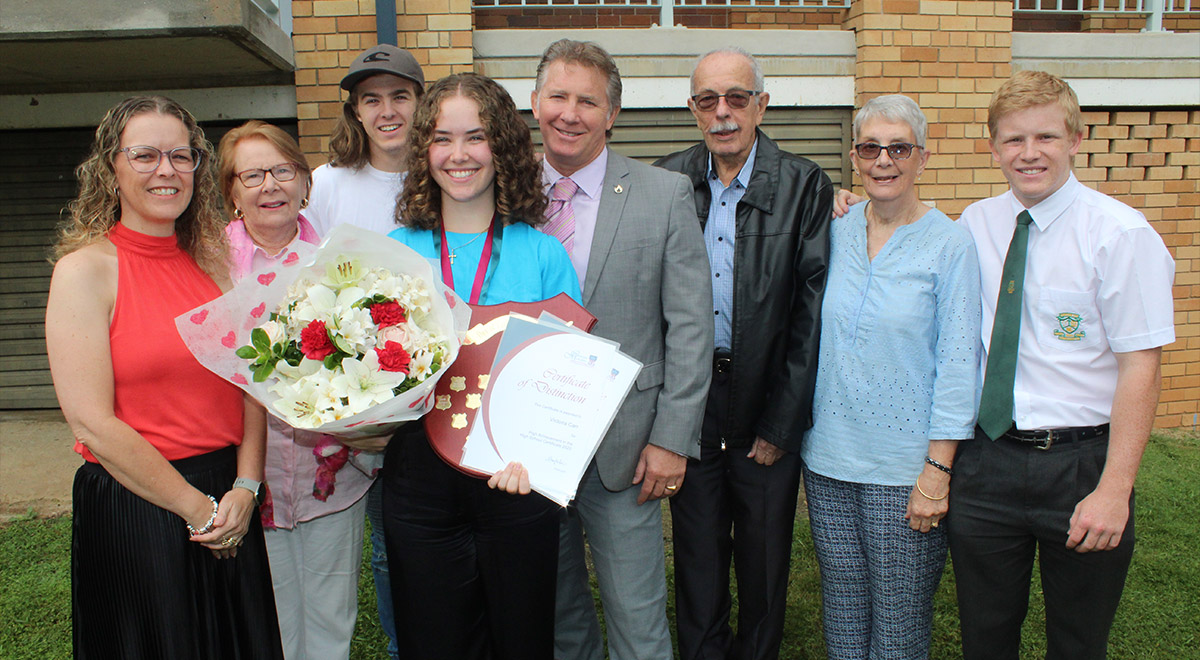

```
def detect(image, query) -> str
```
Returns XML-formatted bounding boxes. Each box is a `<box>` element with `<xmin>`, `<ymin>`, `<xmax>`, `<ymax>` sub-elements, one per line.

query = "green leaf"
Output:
<box><xmin>253</xmin><ymin>360</ymin><xmax>275</xmax><ymax>382</ymax></box>
<box><xmin>235</xmin><ymin>345</ymin><xmax>259</xmax><ymax>359</ymax></box>
<box><xmin>251</xmin><ymin>327</ymin><xmax>270</xmax><ymax>352</ymax></box>
<box><xmin>323</xmin><ymin>352</ymin><xmax>345</xmax><ymax>371</ymax></box>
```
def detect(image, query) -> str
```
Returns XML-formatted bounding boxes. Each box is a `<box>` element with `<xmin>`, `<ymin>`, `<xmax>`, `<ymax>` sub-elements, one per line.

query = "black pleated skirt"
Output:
<box><xmin>71</xmin><ymin>446</ymin><xmax>284</xmax><ymax>660</ymax></box>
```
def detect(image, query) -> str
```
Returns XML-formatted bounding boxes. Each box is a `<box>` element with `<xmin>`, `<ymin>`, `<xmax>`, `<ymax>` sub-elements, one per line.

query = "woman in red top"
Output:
<box><xmin>46</xmin><ymin>96</ymin><xmax>283</xmax><ymax>659</ymax></box>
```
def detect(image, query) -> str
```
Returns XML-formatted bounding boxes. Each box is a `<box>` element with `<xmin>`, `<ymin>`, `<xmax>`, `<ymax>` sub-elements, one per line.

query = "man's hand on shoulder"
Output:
<box><xmin>1066</xmin><ymin>485</ymin><xmax>1131</xmax><ymax>552</ymax></box>
<box><xmin>633</xmin><ymin>444</ymin><xmax>687</xmax><ymax>505</ymax></box>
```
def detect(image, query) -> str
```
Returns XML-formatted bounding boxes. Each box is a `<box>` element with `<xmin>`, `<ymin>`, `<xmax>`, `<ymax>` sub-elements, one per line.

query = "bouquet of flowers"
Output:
<box><xmin>177</xmin><ymin>224</ymin><xmax>471</xmax><ymax>438</ymax></box>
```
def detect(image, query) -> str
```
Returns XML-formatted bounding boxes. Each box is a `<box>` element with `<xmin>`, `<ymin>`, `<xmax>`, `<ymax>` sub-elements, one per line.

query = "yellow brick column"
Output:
<box><xmin>844</xmin><ymin>0</ymin><xmax>1012</xmax><ymax>217</ymax></box>
<box><xmin>292</xmin><ymin>0</ymin><xmax>475</xmax><ymax>167</ymax></box>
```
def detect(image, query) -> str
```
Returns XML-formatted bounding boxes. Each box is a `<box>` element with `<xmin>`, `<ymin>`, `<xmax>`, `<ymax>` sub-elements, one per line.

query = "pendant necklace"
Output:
<box><xmin>447</xmin><ymin>229</ymin><xmax>487</xmax><ymax>265</ymax></box>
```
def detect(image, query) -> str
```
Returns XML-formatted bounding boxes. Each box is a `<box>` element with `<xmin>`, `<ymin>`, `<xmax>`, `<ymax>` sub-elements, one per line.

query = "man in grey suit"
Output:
<box><xmin>530</xmin><ymin>39</ymin><xmax>714</xmax><ymax>660</ymax></box>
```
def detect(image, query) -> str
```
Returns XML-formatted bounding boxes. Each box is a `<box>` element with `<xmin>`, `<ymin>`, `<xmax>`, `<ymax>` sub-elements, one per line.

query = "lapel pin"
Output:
<box><xmin>614</xmin><ymin>184</ymin><xmax>624</xmax><ymax>194</ymax></box>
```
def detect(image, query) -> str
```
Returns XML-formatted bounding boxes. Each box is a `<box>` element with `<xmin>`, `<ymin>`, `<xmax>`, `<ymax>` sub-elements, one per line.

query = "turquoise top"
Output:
<box><xmin>388</xmin><ymin>220</ymin><xmax>581</xmax><ymax>305</ymax></box>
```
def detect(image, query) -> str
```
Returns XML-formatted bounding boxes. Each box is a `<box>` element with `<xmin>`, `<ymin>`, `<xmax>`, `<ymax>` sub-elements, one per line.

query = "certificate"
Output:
<box><xmin>461</xmin><ymin>315</ymin><xmax>640</xmax><ymax>506</ymax></box>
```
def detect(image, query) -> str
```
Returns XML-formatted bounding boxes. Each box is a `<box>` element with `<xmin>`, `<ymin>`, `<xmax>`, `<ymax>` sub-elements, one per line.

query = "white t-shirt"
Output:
<box><xmin>306</xmin><ymin>162</ymin><xmax>406</xmax><ymax>238</ymax></box>
<box><xmin>961</xmin><ymin>173</ymin><xmax>1175</xmax><ymax>429</ymax></box>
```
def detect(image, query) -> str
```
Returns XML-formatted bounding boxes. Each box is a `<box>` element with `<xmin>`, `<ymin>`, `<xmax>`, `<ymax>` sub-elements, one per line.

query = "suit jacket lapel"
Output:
<box><xmin>583</xmin><ymin>153</ymin><xmax>630</xmax><ymax>307</ymax></box>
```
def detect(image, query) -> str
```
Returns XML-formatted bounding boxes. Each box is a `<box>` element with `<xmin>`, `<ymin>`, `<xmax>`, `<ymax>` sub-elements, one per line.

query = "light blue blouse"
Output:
<box><xmin>388</xmin><ymin>221</ymin><xmax>581</xmax><ymax>305</ymax></box>
<box><xmin>802</xmin><ymin>202</ymin><xmax>981</xmax><ymax>486</ymax></box>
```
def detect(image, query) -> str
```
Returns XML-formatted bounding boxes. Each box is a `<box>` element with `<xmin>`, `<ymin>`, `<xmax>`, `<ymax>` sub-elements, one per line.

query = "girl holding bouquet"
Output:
<box><xmin>383</xmin><ymin>73</ymin><xmax>580</xmax><ymax>660</ymax></box>
<box><xmin>218</xmin><ymin>120</ymin><xmax>376</xmax><ymax>660</ymax></box>
<box><xmin>45</xmin><ymin>96</ymin><xmax>282</xmax><ymax>658</ymax></box>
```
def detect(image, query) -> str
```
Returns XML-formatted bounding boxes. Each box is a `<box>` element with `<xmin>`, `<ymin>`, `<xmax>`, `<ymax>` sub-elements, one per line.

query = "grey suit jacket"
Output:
<box><xmin>581</xmin><ymin>151</ymin><xmax>714</xmax><ymax>491</ymax></box>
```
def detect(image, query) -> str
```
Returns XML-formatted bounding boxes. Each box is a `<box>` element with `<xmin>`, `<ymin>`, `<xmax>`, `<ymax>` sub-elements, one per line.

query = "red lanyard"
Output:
<box><xmin>439</xmin><ymin>219</ymin><xmax>495</xmax><ymax>304</ymax></box>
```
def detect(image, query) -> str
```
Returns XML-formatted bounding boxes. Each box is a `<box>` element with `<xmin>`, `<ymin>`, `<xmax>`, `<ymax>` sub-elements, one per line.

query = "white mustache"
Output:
<box><xmin>707</xmin><ymin>121</ymin><xmax>739</xmax><ymax>134</ymax></box>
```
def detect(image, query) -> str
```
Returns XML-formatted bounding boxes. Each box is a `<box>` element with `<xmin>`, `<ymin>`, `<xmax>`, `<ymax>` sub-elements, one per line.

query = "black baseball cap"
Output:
<box><xmin>340</xmin><ymin>45</ymin><xmax>426</xmax><ymax>92</ymax></box>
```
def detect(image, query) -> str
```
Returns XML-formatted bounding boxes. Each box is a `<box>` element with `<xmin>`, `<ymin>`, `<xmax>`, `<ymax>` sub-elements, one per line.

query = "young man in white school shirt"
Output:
<box><xmin>947</xmin><ymin>70</ymin><xmax>1175</xmax><ymax>660</ymax></box>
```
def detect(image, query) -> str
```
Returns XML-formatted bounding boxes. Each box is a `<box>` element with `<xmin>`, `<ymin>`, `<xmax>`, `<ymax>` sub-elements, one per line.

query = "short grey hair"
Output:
<box><xmin>690</xmin><ymin>48</ymin><xmax>764</xmax><ymax>94</ymax></box>
<box><xmin>852</xmin><ymin>94</ymin><xmax>928</xmax><ymax>147</ymax></box>
<box><xmin>534</xmin><ymin>39</ymin><xmax>622</xmax><ymax>112</ymax></box>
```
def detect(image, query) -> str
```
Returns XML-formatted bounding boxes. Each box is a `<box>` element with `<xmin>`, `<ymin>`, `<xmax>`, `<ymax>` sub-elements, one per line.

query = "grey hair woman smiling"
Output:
<box><xmin>801</xmin><ymin>94</ymin><xmax>982</xmax><ymax>660</ymax></box>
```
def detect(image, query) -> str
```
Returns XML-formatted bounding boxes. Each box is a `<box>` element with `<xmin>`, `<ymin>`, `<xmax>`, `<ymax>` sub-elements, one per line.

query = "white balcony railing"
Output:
<box><xmin>472</xmin><ymin>0</ymin><xmax>851</xmax><ymax>28</ymax></box>
<box><xmin>1014</xmin><ymin>0</ymin><xmax>1196</xmax><ymax>31</ymax></box>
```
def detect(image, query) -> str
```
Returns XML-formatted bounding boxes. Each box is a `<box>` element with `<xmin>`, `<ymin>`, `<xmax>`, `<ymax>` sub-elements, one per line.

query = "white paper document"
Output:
<box><xmin>461</xmin><ymin>314</ymin><xmax>641</xmax><ymax>506</ymax></box>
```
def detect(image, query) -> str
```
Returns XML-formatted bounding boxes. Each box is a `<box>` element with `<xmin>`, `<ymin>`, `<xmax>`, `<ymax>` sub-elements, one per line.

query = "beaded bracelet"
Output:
<box><xmin>925</xmin><ymin>455</ymin><xmax>954</xmax><ymax>476</ymax></box>
<box><xmin>186</xmin><ymin>494</ymin><xmax>219</xmax><ymax>536</ymax></box>
<box><xmin>915</xmin><ymin>477</ymin><xmax>948</xmax><ymax>501</ymax></box>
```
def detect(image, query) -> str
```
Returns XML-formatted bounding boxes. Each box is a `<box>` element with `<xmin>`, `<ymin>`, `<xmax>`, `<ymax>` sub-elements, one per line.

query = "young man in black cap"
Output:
<box><xmin>306</xmin><ymin>44</ymin><xmax>425</xmax><ymax>237</ymax></box>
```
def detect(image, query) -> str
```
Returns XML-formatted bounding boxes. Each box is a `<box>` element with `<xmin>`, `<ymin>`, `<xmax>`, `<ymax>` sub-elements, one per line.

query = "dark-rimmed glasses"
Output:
<box><xmin>234</xmin><ymin>163</ymin><xmax>300</xmax><ymax>188</ymax></box>
<box><xmin>118</xmin><ymin>146</ymin><xmax>202</xmax><ymax>173</ymax></box>
<box><xmin>853</xmin><ymin>142</ymin><xmax>920</xmax><ymax>161</ymax></box>
<box><xmin>690</xmin><ymin>90</ymin><xmax>762</xmax><ymax>111</ymax></box>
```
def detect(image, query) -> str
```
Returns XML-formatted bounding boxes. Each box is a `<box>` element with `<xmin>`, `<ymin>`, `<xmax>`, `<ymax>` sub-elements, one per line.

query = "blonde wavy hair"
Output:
<box><xmin>398</xmin><ymin>74</ymin><xmax>547</xmax><ymax>230</ymax></box>
<box><xmin>53</xmin><ymin>96</ymin><xmax>228</xmax><ymax>276</ymax></box>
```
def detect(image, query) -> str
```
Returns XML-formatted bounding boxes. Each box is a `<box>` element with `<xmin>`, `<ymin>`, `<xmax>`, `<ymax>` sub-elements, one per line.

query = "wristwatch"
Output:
<box><xmin>232</xmin><ymin>477</ymin><xmax>263</xmax><ymax>505</ymax></box>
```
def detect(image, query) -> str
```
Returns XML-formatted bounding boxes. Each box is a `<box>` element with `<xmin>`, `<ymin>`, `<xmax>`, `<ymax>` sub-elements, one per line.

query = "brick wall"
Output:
<box><xmin>1077</xmin><ymin>109</ymin><xmax>1200</xmax><ymax>428</ymax></box>
<box><xmin>292</xmin><ymin>0</ymin><xmax>473</xmax><ymax>167</ymax></box>
<box><xmin>847</xmin><ymin>0</ymin><xmax>1014</xmax><ymax>218</ymax></box>
<box><xmin>1081</xmin><ymin>14</ymin><xmax>1200</xmax><ymax>32</ymax></box>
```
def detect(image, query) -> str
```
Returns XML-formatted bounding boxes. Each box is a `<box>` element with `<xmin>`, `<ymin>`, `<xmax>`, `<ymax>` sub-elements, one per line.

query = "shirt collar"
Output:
<box><xmin>1008</xmin><ymin>172</ymin><xmax>1081</xmax><ymax>231</ymax></box>
<box><xmin>705</xmin><ymin>139</ymin><xmax>758</xmax><ymax>190</ymax></box>
<box><xmin>543</xmin><ymin>147</ymin><xmax>608</xmax><ymax>201</ymax></box>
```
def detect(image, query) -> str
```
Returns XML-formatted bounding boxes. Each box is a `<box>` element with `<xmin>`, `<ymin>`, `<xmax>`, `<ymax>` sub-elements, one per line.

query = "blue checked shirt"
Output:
<box><xmin>704</xmin><ymin>140</ymin><xmax>758</xmax><ymax>350</ymax></box>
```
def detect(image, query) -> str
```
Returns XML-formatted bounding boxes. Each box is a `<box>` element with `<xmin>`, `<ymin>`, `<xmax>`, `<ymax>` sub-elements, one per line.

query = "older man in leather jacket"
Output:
<box><xmin>655</xmin><ymin>48</ymin><xmax>832</xmax><ymax>660</ymax></box>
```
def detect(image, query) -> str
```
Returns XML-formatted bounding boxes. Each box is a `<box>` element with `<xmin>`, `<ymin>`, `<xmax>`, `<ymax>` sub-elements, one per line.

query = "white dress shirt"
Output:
<box><xmin>960</xmin><ymin>173</ymin><xmax>1175</xmax><ymax>429</ymax></box>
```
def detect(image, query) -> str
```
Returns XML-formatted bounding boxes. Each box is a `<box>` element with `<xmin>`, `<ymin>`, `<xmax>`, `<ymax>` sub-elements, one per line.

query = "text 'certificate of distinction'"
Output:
<box><xmin>461</xmin><ymin>315</ymin><xmax>640</xmax><ymax>506</ymax></box>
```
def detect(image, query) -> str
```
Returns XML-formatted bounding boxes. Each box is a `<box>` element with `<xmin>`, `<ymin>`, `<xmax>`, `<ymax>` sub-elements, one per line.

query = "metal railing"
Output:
<box><xmin>472</xmin><ymin>0</ymin><xmax>852</xmax><ymax>28</ymax></box>
<box><xmin>1014</xmin><ymin>0</ymin><xmax>1196</xmax><ymax>31</ymax></box>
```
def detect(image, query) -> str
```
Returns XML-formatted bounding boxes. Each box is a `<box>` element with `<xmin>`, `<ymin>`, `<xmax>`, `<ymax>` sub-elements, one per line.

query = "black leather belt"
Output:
<box><xmin>1001</xmin><ymin>424</ymin><xmax>1109</xmax><ymax>450</ymax></box>
<box><xmin>713</xmin><ymin>350</ymin><xmax>732</xmax><ymax>375</ymax></box>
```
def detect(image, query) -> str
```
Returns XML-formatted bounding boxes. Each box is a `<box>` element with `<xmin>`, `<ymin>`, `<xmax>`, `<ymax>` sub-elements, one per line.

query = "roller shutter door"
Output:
<box><xmin>0</xmin><ymin>128</ymin><xmax>90</xmax><ymax>409</ymax></box>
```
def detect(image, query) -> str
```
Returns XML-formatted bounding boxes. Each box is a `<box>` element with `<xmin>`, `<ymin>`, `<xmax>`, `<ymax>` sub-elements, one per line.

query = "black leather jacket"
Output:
<box><xmin>655</xmin><ymin>130</ymin><xmax>831</xmax><ymax>451</ymax></box>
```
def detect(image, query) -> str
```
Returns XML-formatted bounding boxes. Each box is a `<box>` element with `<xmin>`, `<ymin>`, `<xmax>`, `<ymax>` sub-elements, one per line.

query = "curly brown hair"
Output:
<box><xmin>53</xmin><ymin>96</ymin><xmax>228</xmax><ymax>276</ymax></box>
<box><xmin>217</xmin><ymin>120</ymin><xmax>312</xmax><ymax>220</ymax></box>
<box><xmin>398</xmin><ymin>74</ymin><xmax>547</xmax><ymax>230</ymax></box>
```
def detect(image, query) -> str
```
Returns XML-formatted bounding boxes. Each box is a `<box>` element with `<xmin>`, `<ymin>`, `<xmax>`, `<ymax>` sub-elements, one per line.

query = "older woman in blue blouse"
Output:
<box><xmin>801</xmin><ymin>94</ymin><xmax>981</xmax><ymax>660</ymax></box>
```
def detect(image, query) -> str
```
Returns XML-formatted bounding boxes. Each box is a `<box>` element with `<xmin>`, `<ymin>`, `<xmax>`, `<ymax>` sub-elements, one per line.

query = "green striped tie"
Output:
<box><xmin>978</xmin><ymin>210</ymin><xmax>1034</xmax><ymax>440</ymax></box>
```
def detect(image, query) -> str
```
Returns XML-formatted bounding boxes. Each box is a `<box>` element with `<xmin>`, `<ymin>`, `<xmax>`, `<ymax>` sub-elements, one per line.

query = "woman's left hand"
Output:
<box><xmin>191</xmin><ymin>487</ymin><xmax>257</xmax><ymax>558</ymax></box>
<box><xmin>906</xmin><ymin>466</ymin><xmax>950</xmax><ymax>533</ymax></box>
<box><xmin>487</xmin><ymin>462</ymin><xmax>532</xmax><ymax>495</ymax></box>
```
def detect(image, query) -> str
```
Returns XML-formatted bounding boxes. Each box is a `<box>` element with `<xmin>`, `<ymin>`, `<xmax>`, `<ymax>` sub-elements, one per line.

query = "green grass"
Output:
<box><xmin>4</xmin><ymin>431</ymin><xmax>1197</xmax><ymax>659</ymax></box>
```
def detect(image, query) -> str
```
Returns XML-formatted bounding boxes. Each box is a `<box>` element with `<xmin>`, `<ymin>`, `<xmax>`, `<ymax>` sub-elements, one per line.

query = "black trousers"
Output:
<box><xmin>669</xmin><ymin>358</ymin><xmax>803</xmax><ymax>660</ymax></box>
<box><xmin>380</xmin><ymin>426</ymin><xmax>560</xmax><ymax>660</ymax></box>
<box><xmin>947</xmin><ymin>428</ymin><xmax>1134</xmax><ymax>660</ymax></box>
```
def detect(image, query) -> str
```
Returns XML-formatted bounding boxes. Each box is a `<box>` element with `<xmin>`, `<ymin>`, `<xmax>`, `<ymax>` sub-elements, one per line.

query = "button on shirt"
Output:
<box><xmin>542</xmin><ymin>149</ymin><xmax>608</xmax><ymax>290</ymax></box>
<box><xmin>705</xmin><ymin>140</ymin><xmax>757</xmax><ymax>350</ymax></box>
<box><xmin>960</xmin><ymin>173</ymin><xmax>1175</xmax><ymax>429</ymax></box>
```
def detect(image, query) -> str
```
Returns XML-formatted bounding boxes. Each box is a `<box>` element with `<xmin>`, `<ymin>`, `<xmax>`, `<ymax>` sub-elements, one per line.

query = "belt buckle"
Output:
<box><xmin>1034</xmin><ymin>430</ymin><xmax>1054</xmax><ymax>451</ymax></box>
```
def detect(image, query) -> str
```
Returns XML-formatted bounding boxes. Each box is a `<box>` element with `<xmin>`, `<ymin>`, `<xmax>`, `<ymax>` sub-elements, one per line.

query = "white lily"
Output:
<box><xmin>330</xmin><ymin>352</ymin><xmax>405</xmax><ymax>415</ymax></box>
<box><xmin>408</xmin><ymin>349</ymin><xmax>435</xmax><ymax>381</ymax></box>
<box><xmin>271</xmin><ymin>379</ymin><xmax>328</xmax><ymax>428</ymax></box>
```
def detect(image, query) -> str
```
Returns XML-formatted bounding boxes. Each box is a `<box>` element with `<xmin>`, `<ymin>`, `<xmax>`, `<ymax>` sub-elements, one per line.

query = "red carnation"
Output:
<box><xmin>370</xmin><ymin>301</ymin><xmax>407</xmax><ymax>328</ymax></box>
<box><xmin>300</xmin><ymin>319</ymin><xmax>336</xmax><ymax>360</ymax></box>
<box><xmin>376</xmin><ymin>341</ymin><xmax>411</xmax><ymax>374</ymax></box>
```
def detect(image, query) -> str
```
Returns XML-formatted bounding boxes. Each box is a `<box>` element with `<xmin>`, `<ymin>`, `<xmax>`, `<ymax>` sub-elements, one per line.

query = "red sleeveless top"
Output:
<box><xmin>76</xmin><ymin>222</ymin><xmax>243</xmax><ymax>462</ymax></box>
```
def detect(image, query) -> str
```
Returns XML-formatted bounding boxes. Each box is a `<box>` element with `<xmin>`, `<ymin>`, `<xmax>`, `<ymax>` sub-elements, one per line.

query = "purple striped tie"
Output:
<box><xmin>544</xmin><ymin>177</ymin><xmax>579</xmax><ymax>255</ymax></box>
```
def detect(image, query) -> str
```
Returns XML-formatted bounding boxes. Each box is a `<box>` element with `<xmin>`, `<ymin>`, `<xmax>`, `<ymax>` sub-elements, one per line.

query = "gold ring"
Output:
<box><xmin>665</xmin><ymin>484</ymin><xmax>678</xmax><ymax>491</ymax></box>
<box><xmin>931</xmin><ymin>521</ymin><xmax>939</xmax><ymax>528</ymax></box>
<box><xmin>221</xmin><ymin>537</ymin><xmax>237</xmax><ymax>547</ymax></box>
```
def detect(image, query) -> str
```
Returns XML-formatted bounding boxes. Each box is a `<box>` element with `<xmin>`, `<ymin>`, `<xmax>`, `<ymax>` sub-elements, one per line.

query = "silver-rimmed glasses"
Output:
<box><xmin>234</xmin><ymin>163</ymin><xmax>300</xmax><ymax>188</ymax></box>
<box><xmin>118</xmin><ymin>146</ymin><xmax>202</xmax><ymax>173</ymax></box>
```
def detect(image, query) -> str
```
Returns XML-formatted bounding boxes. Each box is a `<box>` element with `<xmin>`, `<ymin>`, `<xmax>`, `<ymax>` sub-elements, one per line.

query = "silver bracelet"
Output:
<box><xmin>925</xmin><ymin>455</ymin><xmax>954</xmax><ymax>476</ymax></box>
<box><xmin>186</xmin><ymin>494</ymin><xmax>219</xmax><ymax>536</ymax></box>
